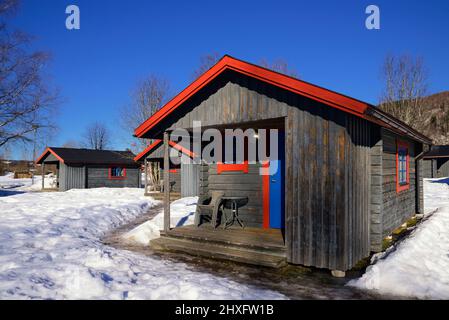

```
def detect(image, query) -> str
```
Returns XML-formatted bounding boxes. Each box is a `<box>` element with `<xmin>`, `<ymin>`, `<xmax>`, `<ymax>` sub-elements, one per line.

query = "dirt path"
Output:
<box><xmin>102</xmin><ymin>203</ymin><xmax>398</xmax><ymax>299</ymax></box>
<box><xmin>102</xmin><ymin>202</ymin><xmax>163</xmax><ymax>251</ymax></box>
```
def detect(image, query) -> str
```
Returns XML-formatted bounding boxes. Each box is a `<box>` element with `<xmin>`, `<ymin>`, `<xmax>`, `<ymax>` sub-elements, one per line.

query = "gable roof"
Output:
<box><xmin>423</xmin><ymin>145</ymin><xmax>449</xmax><ymax>158</ymax></box>
<box><xmin>134</xmin><ymin>55</ymin><xmax>431</xmax><ymax>144</ymax></box>
<box><xmin>134</xmin><ymin>140</ymin><xmax>195</xmax><ymax>162</ymax></box>
<box><xmin>36</xmin><ymin>147</ymin><xmax>138</xmax><ymax>166</ymax></box>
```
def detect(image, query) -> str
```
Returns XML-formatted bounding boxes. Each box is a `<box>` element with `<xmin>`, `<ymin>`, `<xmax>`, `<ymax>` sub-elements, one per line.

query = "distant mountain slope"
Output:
<box><xmin>379</xmin><ymin>91</ymin><xmax>449</xmax><ymax>144</ymax></box>
<box><xmin>419</xmin><ymin>91</ymin><xmax>449</xmax><ymax>144</ymax></box>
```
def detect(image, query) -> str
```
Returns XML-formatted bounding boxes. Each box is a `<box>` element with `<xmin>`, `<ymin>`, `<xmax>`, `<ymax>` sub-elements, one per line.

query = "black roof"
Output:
<box><xmin>423</xmin><ymin>145</ymin><xmax>449</xmax><ymax>158</ymax></box>
<box><xmin>37</xmin><ymin>147</ymin><xmax>138</xmax><ymax>166</ymax></box>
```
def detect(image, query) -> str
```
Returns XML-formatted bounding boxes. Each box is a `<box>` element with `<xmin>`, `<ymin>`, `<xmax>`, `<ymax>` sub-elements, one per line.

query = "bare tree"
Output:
<box><xmin>0</xmin><ymin>0</ymin><xmax>59</xmax><ymax>149</ymax></box>
<box><xmin>82</xmin><ymin>122</ymin><xmax>111</xmax><ymax>150</ymax></box>
<box><xmin>61</xmin><ymin>139</ymin><xmax>79</xmax><ymax>148</ymax></box>
<box><xmin>120</xmin><ymin>75</ymin><xmax>170</xmax><ymax>191</ymax></box>
<box><xmin>379</xmin><ymin>54</ymin><xmax>428</xmax><ymax>127</ymax></box>
<box><xmin>259</xmin><ymin>58</ymin><xmax>299</xmax><ymax>78</ymax></box>
<box><xmin>192</xmin><ymin>52</ymin><xmax>221</xmax><ymax>79</ymax></box>
<box><xmin>192</xmin><ymin>53</ymin><xmax>299</xmax><ymax>79</ymax></box>
<box><xmin>120</xmin><ymin>75</ymin><xmax>170</xmax><ymax>151</ymax></box>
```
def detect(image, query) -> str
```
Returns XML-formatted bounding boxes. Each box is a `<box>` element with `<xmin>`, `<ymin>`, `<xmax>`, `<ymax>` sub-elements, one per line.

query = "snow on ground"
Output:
<box><xmin>0</xmin><ymin>175</ymin><xmax>285</xmax><ymax>300</ymax></box>
<box><xmin>0</xmin><ymin>173</ymin><xmax>55</xmax><ymax>192</ymax></box>
<box><xmin>123</xmin><ymin>197</ymin><xmax>197</xmax><ymax>246</ymax></box>
<box><xmin>349</xmin><ymin>178</ymin><xmax>449</xmax><ymax>299</ymax></box>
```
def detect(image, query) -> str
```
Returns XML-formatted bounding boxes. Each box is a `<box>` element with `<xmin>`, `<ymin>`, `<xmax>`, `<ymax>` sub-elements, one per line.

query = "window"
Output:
<box><xmin>109</xmin><ymin>167</ymin><xmax>126</xmax><ymax>179</ymax></box>
<box><xmin>396</xmin><ymin>141</ymin><xmax>409</xmax><ymax>192</ymax></box>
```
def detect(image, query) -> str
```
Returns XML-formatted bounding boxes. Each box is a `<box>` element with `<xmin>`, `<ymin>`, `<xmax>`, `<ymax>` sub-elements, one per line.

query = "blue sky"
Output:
<box><xmin>8</xmin><ymin>0</ymin><xmax>449</xmax><ymax>155</ymax></box>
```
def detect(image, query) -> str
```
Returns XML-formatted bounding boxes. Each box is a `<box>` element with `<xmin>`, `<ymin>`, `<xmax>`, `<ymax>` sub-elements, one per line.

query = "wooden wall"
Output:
<box><xmin>59</xmin><ymin>163</ymin><xmax>85</xmax><ymax>191</ymax></box>
<box><xmin>422</xmin><ymin>158</ymin><xmax>449</xmax><ymax>178</ymax></box>
<box><xmin>422</xmin><ymin>159</ymin><xmax>435</xmax><ymax>178</ymax></box>
<box><xmin>436</xmin><ymin>158</ymin><xmax>449</xmax><ymax>177</ymax></box>
<box><xmin>380</xmin><ymin>129</ymin><xmax>418</xmax><ymax>238</ymax></box>
<box><xmin>203</xmin><ymin>163</ymin><xmax>263</xmax><ymax>228</ymax></box>
<box><xmin>181</xmin><ymin>163</ymin><xmax>200</xmax><ymax>197</ymax></box>
<box><xmin>369</xmin><ymin>129</ymin><xmax>383</xmax><ymax>252</ymax></box>
<box><xmin>87</xmin><ymin>166</ymin><xmax>140</xmax><ymax>188</ymax></box>
<box><xmin>285</xmin><ymin>105</ymin><xmax>372</xmax><ymax>271</ymax></box>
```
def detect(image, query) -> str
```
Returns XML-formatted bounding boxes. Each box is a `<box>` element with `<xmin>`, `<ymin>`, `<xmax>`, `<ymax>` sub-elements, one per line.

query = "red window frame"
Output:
<box><xmin>108</xmin><ymin>167</ymin><xmax>127</xmax><ymax>180</ymax></box>
<box><xmin>217</xmin><ymin>161</ymin><xmax>249</xmax><ymax>174</ymax></box>
<box><xmin>396</xmin><ymin>140</ymin><xmax>410</xmax><ymax>193</ymax></box>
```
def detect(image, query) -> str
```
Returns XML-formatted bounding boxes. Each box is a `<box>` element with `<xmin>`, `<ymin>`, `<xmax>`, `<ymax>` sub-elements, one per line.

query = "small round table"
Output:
<box><xmin>221</xmin><ymin>196</ymin><xmax>248</xmax><ymax>229</ymax></box>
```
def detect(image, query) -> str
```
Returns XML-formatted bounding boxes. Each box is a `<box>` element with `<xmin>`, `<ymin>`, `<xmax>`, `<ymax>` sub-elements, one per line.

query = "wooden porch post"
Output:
<box><xmin>144</xmin><ymin>158</ymin><xmax>148</xmax><ymax>194</ymax></box>
<box><xmin>163</xmin><ymin>131</ymin><xmax>170</xmax><ymax>231</ymax></box>
<box><xmin>41</xmin><ymin>163</ymin><xmax>45</xmax><ymax>190</ymax></box>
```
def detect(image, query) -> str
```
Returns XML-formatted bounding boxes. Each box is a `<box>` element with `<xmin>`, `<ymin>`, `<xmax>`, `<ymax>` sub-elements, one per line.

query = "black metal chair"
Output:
<box><xmin>194</xmin><ymin>191</ymin><xmax>225</xmax><ymax>227</ymax></box>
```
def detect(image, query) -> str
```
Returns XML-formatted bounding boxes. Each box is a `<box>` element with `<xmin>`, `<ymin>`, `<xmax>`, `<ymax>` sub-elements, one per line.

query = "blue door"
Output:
<box><xmin>269</xmin><ymin>133</ymin><xmax>285</xmax><ymax>229</ymax></box>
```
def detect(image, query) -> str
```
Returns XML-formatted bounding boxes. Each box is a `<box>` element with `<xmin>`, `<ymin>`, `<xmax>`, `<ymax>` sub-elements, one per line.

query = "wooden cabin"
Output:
<box><xmin>134</xmin><ymin>55</ymin><xmax>431</xmax><ymax>273</ymax></box>
<box><xmin>422</xmin><ymin>145</ymin><xmax>449</xmax><ymax>178</ymax></box>
<box><xmin>36</xmin><ymin>147</ymin><xmax>141</xmax><ymax>191</ymax></box>
<box><xmin>134</xmin><ymin>140</ymin><xmax>199</xmax><ymax>198</ymax></box>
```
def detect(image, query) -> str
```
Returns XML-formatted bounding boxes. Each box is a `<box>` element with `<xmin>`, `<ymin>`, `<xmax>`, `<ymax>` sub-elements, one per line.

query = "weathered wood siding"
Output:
<box><xmin>199</xmin><ymin>162</ymin><xmax>209</xmax><ymax>196</ymax></box>
<box><xmin>285</xmin><ymin>106</ymin><xmax>371</xmax><ymax>271</ymax></box>
<box><xmin>86</xmin><ymin>166</ymin><xmax>140</xmax><ymax>188</ymax></box>
<box><xmin>436</xmin><ymin>158</ymin><xmax>449</xmax><ymax>177</ymax></box>
<box><xmin>181</xmin><ymin>163</ymin><xmax>200</xmax><ymax>197</ymax></box>
<box><xmin>59</xmin><ymin>164</ymin><xmax>86</xmax><ymax>191</ymax></box>
<box><xmin>370</xmin><ymin>129</ymin><xmax>383</xmax><ymax>251</ymax></box>
<box><xmin>204</xmin><ymin>163</ymin><xmax>263</xmax><ymax>228</ymax></box>
<box><xmin>422</xmin><ymin>159</ymin><xmax>435</xmax><ymax>178</ymax></box>
<box><xmin>156</xmin><ymin>71</ymin><xmax>374</xmax><ymax>271</ymax></box>
<box><xmin>380</xmin><ymin>129</ymin><xmax>418</xmax><ymax>238</ymax></box>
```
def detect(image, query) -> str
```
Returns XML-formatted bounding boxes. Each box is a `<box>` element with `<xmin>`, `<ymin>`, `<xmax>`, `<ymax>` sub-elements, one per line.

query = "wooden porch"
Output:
<box><xmin>151</xmin><ymin>225</ymin><xmax>287</xmax><ymax>268</ymax></box>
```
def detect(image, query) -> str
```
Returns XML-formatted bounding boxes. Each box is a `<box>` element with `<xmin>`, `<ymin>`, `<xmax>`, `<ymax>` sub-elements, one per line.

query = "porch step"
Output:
<box><xmin>151</xmin><ymin>236</ymin><xmax>287</xmax><ymax>268</ymax></box>
<box><xmin>160</xmin><ymin>228</ymin><xmax>286</xmax><ymax>255</ymax></box>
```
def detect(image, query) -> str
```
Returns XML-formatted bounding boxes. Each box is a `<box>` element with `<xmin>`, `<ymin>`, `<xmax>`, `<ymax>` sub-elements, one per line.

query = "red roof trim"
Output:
<box><xmin>36</xmin><ymin>147</ymin><xmax>65</xmax><ymax>164</ymax></box>
<box><xmin>133</xmin><ymin>140</ymin><xmax>196</xmax><ymax>162</ymax></box>
<box><xmin>168</xmin><ymin>141</ymin><xmax>196</xmax><ymax>159</ymax></box>
<box><xmin>134</xmin><ymin>55</ymin><xmax>371</xmax><ymax>138</ymax></box>
<box><xmin>133</xmin><ymin>140</ymin><xmax>162</xmax><ymax>162</ymax></box>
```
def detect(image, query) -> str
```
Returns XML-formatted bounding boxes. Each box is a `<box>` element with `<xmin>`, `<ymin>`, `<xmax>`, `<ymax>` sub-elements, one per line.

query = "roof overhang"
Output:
<box><xmin>134</xmin><ymin>140</ymin><xmax>196</xmax><ymax>162</ymax></box>
<box><xmin>134</xmin><ymin>55</ymin><xmax>432</xmax><ymax>145</ymax></box>
<box><xmin>36</xmin><ymin>147</ymin><xmax>65</xmax><ymax>164</ymax></box>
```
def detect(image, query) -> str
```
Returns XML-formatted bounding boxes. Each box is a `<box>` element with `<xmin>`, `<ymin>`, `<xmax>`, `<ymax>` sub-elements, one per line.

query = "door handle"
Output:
<box><xmin>271</xmin><ymin>179</ymin><xmax>276</xmax><ymax>182</ymax></box>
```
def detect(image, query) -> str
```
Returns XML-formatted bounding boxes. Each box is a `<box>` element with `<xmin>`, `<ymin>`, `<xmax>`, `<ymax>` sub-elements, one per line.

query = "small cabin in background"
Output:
<box><xmin>134</xmin><ymin>139</ymin><xmax>199</xmax><ymax>198</ymax></box>
<box><xmin>423</xmin><ymin>145</ymin><xmax>449</xmax><ymax>178</ymax></box>
<box><xmin>36</xmin><ymin>147</ymin><xmax>141</xmax><ymax>191</ymax></box>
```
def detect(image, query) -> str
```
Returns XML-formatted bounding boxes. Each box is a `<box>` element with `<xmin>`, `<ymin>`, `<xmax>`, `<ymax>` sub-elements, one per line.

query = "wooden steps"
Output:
<box><xmin>151</xmin><ymin>225</ymin><xmax>287</xmax><ymax>268</ymax></box>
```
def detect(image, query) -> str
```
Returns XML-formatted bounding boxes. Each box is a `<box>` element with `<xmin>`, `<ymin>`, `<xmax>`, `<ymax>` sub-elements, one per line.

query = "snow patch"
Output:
<box><xmin>348</xmin><ymin>178</ymin><xmax>449</xmax><ymax>299</ymax></box>
<box><xmin>123</xmin><ymin>197</ymin><xmax>198</xmax><ymax>245</ymax></box>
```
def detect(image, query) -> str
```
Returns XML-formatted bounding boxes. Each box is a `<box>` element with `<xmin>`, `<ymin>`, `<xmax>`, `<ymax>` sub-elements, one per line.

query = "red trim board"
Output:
<box><xmin>36</xmin><ymin>147</ymin><xmax>65</xmax><ymax>164</ymax></box>
<box><xmin>134</xmin><ymin>140</ymin><xmax>196</xmax><ymax>162</ymax></box>
<box><xmin>216</xmin><ymin>161</ymin><xmax>249</xmax><ymax>174</ymax></box>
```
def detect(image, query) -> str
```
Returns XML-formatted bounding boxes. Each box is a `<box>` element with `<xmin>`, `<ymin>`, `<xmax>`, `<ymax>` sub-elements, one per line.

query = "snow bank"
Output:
<box><xmin>123</xmin><ymin>197</ymin><xmax>197</xmax><ymax>245</ymax></box>
<box><xmin>349</xmin><ymin>178</ymin><xmax>449</xmax><ymax>299</ymax></box>
<box><xmin>0</xmin><ymin>185</ymin><xmax>285</xmax><ymax>299</ymax></box>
